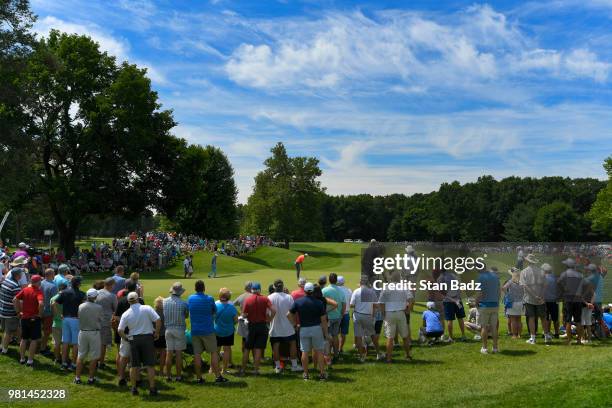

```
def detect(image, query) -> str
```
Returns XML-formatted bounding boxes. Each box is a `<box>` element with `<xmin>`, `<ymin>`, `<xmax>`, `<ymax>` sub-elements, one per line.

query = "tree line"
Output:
<box><xmin>243</xmin><ymin>143</ymin><xmax>611</xmax><ymax>243</ymax></box>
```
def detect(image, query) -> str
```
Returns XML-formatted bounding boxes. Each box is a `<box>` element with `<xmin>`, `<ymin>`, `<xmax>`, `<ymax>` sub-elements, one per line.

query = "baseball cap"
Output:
<box><xmin>31</xmin><ymin>275</ymin><xmax>42</xmax><ymax>283</ymax></box>
<box><xmin>304</xmin><ymin>282</ymin><xmax>315</xmax><ymax>292</ymax></box>
<box><xmin>251</xmin><ymin>282</ymin><xmax>261</xmax><ymax>291</ymax></box>
<box><xmin>86</xmin><ymin>288</ymin><xmax>99</xmax><ymax>298</ymax></box>
<box><xmin>337</xmin><ymin>276</ymin><xmax>345</xmax><ymax>285</ymax></box>
<box><xmin>127</xmin><ymin>292</ymin><xmax>138</xmax><ymax>301</ymax></box>
<box><xmin>298</xmin><ymin>277</ymin><xmax>306</xmax><ymax>286</ymax></box>
<box><xmin>426</xmin><ymin>301</ymin><xmax>435</xmax><ymax>309</ymax></box>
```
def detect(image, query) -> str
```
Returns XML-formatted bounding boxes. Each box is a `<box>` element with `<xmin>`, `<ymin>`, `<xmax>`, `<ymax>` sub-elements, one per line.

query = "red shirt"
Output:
<box><xmin>295</xmin><ymin>255</ymin><xmax>305</xmax><ymax>264</ymax></box>
<box><xmin>291</xmin><ymin>288</ymin><xmax>305</xmax><ymax>300</ymax></box>
<box><xmin>15</xmin><ymin>285</ymin><xmax>43</xmax><ymax>319</ymax></box>
<box><xmin>242</xmin><ymin>293</ymin><xmax>271</xmax><ymax>323</ymax></box>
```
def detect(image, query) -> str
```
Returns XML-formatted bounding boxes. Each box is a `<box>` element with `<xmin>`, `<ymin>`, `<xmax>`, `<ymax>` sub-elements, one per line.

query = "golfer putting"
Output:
<box><xmin>294</xmin><ymin>253</ymin><xmax>308</xmax><ymax>280</ymax></box>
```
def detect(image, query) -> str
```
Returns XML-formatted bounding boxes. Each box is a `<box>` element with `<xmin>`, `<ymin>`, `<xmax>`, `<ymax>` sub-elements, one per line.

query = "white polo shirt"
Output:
<box><xmin>350</xmin><ymin>286</ymin><xmax>378</xmax><ymax>315</ymax></box>
<box><xmin>118</xmin><ymin>303</ymin><xmax>159</xmax><ymax>336</ymax></box>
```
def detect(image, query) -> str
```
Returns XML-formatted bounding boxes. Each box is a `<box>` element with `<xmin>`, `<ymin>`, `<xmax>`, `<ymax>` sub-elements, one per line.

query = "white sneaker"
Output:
<box><xmin>274</xmin><ymin>367</ymin><xmax>282</xmax><ymax>374</ymax></box>
<box><xmin>376</xmin><ymin>353</ymin><xmax>386</xmax><ymax>361</ymax></box>
<box><xmin>359</xmin><ymin>355</ymin><xmax>366</xmax><ymax>363</ymax></box>
<box><xmin>491</xmin><ymin>348</ymin><xmax>499</xmax><ymax>354</ymax></box>
<box><xmin>473</xmin><ymin>334</ymin><xmax>482</xmax><ymax>340</ymax></box>
<box><xmin>544</xmin><ymin>334</ymin><xmax>552</xmax><ymax>343</ymax></box>
<box><xmin>526</xmin><ymin>338</ymin><xmax>536</xmax><ymax>345</ymax></box>
<box><xmin>290</xmin><ymin>365</ymin><xmax>303</xmax><ymax>372</ymax></box>
<box><xmin>480</xmin><ymin>347</ymin><xmax>488</xmax><ymax>355</ymax></box>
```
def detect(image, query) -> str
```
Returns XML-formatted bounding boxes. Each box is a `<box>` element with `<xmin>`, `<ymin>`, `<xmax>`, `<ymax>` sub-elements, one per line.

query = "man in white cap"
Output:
<box><xmin>337</xmin><ymin>275</ymin><xmax>352</xmax><ymax>354</ymax></box>
<box><xmin>118</xmin><ymin>291</ymin><xmax>161</xmax><ymax>396</ymax></box>
<box><xmin>520</xmin><ymin>254</ymin><xmax>546</xmax><ymax>344</ymax></box>
<box><xmin>74</xmin><ymin>289</ymin><xmax>103</xmax><ymax>384</ymax></box>
<box><xmin>557</xmin><ymin>258</ymin><xmax>585</xmax><ymax>345</ymax></box>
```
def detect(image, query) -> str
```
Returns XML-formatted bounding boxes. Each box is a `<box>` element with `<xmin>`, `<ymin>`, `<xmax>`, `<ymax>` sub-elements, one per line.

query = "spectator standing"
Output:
<box><xmin>74</xmin><ymin>289</ymin><xmax>103</xmax><ymax>384</ymax></box>
<box><xmin>95</xmin><ymin>277</ymin><xmax>118</xmax><ymax>368</ymax></box>
<box><xmin>241</xmin><ymin>281</ymin><xmax>275</xmax><ymax>375</ymax></box>
<box><xmin>188</xmin><ymin>280</ymin><xmax>228</xmax><ymax>383</ymax></box>
<box><xmin>118</xmin><ymin>292</ymin><xmax>161</xmax><ymax>396</ymax></box>
<box><xmin>40</xmin><ymin>268</ymin><xmax>58</xmax><ymax>355</ymax></box>
<box><xmin>503</xmin><ymin>268</ymin><xmax>524</xmax><ymax>339</ymax></box>
<box><xmin>476</xmin><ymin>266</ymin><xmax>501</xmax><ymax>354</ymax></box>
<box><xmin>111</xmin><ymin>266</ymin><xmax>126</xmax><ymax>295</ymax></box>
<box><xmin>520</xmin><ymin>254</ymin><xmax>547</xmax><ymax>344</ymax></box>
<box><xmin>321</xmin><ymin>273</ymin><xmax>346</xmax><ymax>361</ymax></box>
<box><xmin>557</xmin><ymin>258</ymin><xmax>586</xmax><ymax>345</ymax></box>
<box><xmin>214</xmin><ymin>287</ymin><xmax>237</xmax><ymax>374</ymax></box>
<box><xmin>542</xmin><ymin>263</ymin><xmax>560</xmax><ymax>339</ymax></box>
<box><xmin>288</xmin><ymin>282</ymin><xmax>329</xmax><ymax>381</ymax></box>
<box><xmin>337</xmin><ymin>276</ymin><xmax>352</xmax><ymax>354</ymax></box>
<box><xmin>437</xmin><ymin>269</ymin><xmax>466</xmax><ymax>341</ymax></box>
<box><xmin>14</xmin><ymin>275</ymin><xmax>44</xmax><ymax>366</ymax></box>
<box><xmin>268</xmin><ymin>279</ymin><xmax>300</xmax><ymax>373</ymax></box>
<box><xmin>54</xmin><ymin>276</ymin><xmax>85</xmax><ymax>370</ymax></box>
<box><xmin>163</xmin><ymin>282</ymin><xmax>189</xmax><ymax>381</ymax></box>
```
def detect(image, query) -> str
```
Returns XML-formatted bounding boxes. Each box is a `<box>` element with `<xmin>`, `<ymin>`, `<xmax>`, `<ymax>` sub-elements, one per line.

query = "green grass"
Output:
<box><xmin>1</xmin><ymin>242</ymin><xmax>610</xmax><ymax>407</ymax></box>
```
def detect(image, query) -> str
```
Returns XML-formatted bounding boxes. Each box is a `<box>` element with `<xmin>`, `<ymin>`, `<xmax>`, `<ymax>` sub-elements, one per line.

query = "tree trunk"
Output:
<box><xmin>58</xmin><ymin>223</ymin><xmax>77</xmax><ymax>258</ymax></box>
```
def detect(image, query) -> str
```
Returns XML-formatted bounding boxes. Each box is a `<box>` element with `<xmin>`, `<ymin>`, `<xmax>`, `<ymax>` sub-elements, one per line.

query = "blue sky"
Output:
<box><xmin>31</xmin><ymin>0</ymin><xmax>612</xmax><ymax>202</ymax></box>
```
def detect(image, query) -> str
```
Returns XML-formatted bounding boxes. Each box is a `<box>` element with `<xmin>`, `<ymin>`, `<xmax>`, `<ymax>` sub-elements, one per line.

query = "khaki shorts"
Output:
<box><xmin>353</xmin><ymin>312</ymin><xmax>375</xmax><ymax>337</ymax></box>
<box><xmin>478</xmin><ymin>307</ymin><xmax>499</xmax><ymax>328</ymax></box>
<box><xmin>119</xmin><ymin>338</ymin><xmax>131</xmax><ymax>358</ymax></box>
<box><xmin>192</xmin><ymin>334</ymin><xmax>217</xmax><ymax>355</ymax></box>
<box><xmin>384</xmin><ymin>310</ymin><xmax>409</xmax><ymax>339</ymax></box>
<box><xmin>0</xmin><ymin>316</ymin><xmax>19</xmax><ymax>333</ymax></box>
<box><xmin>165</xmin><ymin>328</ymin><xmax>187</xmax><ymax>351</ymax></box>
<box><xmin>78</xmin><ymin>330</ymin><xmax>101</xmax><ymax>361</ymax></box>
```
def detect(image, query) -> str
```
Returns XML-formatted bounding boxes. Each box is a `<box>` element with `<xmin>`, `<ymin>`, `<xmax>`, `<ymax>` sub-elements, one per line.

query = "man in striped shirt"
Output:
<box><xmin>0</xmin><ymin>268</ymin><xmax>23</xmax><ymax>354</ymax></box>
<box><xmin>163</xmin><ymin>282</ymin><xmax>189</xmax><ymax>381</ymax></box>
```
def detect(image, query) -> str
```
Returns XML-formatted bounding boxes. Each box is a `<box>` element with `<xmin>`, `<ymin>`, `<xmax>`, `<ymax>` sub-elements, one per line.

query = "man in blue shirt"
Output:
<box><xmin>476</xmin><ymin>266</ymin><xmax>500</xmax><ymax>355</ymax></box>
<box><xmin>111</xmin><ymin>266</ymin><xmax>126</xmax><ymax>295</ymax></box>
<box><xmin>54</xmin><ymin>264</ymin><xmax>70</xmax><ymax>289</ymax></box>
<box><xmin>187</xmin><ymin>280</ymin><xmax>227</xmax><ymax>384</ymax></box>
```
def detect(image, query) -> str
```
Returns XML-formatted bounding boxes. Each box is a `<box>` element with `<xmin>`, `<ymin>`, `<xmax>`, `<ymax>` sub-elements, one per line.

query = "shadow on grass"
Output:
<box><xmin>498</xmin><ymin>349</ymin><xmax>537</xmax><ymax>356</ymax></box>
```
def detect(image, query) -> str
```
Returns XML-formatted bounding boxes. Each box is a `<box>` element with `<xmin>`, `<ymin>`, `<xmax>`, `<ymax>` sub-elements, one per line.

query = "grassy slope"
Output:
<box><xmin>1</xmin><ymin>242</ymin><xmax>610</xmax><ymax>408</ymax></box>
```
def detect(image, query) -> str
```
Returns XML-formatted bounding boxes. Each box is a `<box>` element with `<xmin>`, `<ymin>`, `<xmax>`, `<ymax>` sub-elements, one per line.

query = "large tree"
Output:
<box><xmin>588</xmin><ymin>156</ymin><xmax>612</xmax><ymax>238</ymax></box>
<box><xmin>533</xmin><ymin>201</ymin><xmax>581</xmax><ymax>241</ymax></box>
<box><xmin>8</xmin><ymin>31</ymin><xmax>178</xmax><ymax>255</ymax></box>
<box><xmin>163</xmin><ymin>144</ymin><xmax>238</xmax><ymax>238</ymax></box>
<box><xmin>246</xmin><ymin>142</ymin><xmax>324</xmax><ymax>246</ymax></box>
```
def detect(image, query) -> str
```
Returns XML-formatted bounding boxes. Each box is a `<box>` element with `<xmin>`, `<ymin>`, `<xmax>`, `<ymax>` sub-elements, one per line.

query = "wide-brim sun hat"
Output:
<box><xmin>562</xmin><ymin>258</ymin><xmax>576</xmax><ymax>268</ymax></box>
<box><xmin>10</xmin><ymin>255</ymin><xmax>28</xmax><ymax>267</ymax></box>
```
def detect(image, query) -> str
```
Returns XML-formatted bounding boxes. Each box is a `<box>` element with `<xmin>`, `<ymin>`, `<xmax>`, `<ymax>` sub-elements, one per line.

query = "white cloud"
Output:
<box><xmin>563</xmin><ymin>49</ymin><xmax>610</xmax><ymax>82</ymax></box>
<box><xmin>225</xmin><ymin>5</ymin><xmax>611</xmax><ymax>93</ymax></box>
<box><xmin>33</xmin><ymin>16</ymin><xmax>168</xmax><ymax>85</ymax></box>
<box><xmin>34</xmin><ymin>16</ymin><xmax>130</xmax><ymax>61</ymax></box>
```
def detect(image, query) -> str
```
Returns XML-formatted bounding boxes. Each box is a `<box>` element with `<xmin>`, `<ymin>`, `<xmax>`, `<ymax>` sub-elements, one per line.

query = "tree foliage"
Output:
<box><xmin>588</xmin><ymin>156</ymin><xmax>612</xmax><ymax>236</ymax></box>
<box><xmin>163</xmin><ymin>144</ymin><xmax>238</xmax><ymax>238</ymax></box>
<box><xmin>246</xmin><ymin>143</ymin><xmax>324</xmax><ymax>245</ymax></box>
